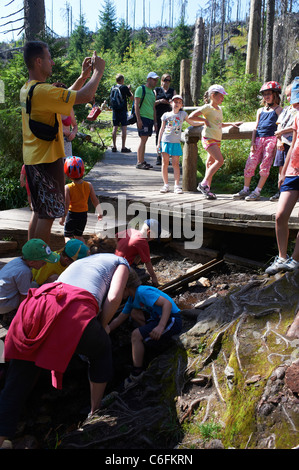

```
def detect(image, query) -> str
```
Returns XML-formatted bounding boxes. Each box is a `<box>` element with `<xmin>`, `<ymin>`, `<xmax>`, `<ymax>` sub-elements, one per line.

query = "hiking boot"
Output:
<box><xmin>265</xmin><ymin>255</ymin><xmax>288</xmax><ymax>275</ymax></box>
<box><xmin>270</xmin><ymin>191</ymin><xmax>280</xmax><ymax>201</ymax></box>
<box><xmin>144</xmin><ymin>160</ymin><xmax>153</xmax><ymax>169</ymax></box>
<box><xmin>121</xmin><ymin>147</ymin><xmax>131</xmax><ymax>153</ymax></box>
<box><xmin>245</xmin><ymin>191</ymin><xmax>260</xmax><ymax>201</ymax></box>
<box><xmin>197</xmin><ymin>183</ymin><xmax>217</xmax><ymax>200</ymax></box>
<box><xmin>136</xmin><ymin>162</ymin><xmax>150</xmax><ymax>170</ymax></box>
<box><xmin>112</xmin><ymin>147</ymin><xmax>117</xmax><ymax>152</ymax></box>
<box><xmin>160</xmin><ymin>184</ymin><xmax>170</xmax><ymax>193</ymax></box>
<box><xmin>233</xmin><ymin>189</ymin><xmax>250</xmax><ymax>200</ymax></box>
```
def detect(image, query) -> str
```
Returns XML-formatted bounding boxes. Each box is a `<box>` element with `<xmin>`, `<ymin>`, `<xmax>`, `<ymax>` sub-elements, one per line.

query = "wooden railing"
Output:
<box><xmin>182</xmin><ymin>122</ymin><xmax>256</xmax><ymax>191</ymax></box>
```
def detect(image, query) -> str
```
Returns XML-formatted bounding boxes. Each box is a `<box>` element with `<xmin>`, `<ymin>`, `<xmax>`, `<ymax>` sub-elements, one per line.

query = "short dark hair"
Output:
<box><xmin>23</xmin><ymin>41</ymin><xmax>48</xmax><ymax>69</ymax></box>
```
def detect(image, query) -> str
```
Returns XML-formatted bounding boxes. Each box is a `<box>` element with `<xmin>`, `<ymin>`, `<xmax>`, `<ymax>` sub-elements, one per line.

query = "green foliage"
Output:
<box><xmin>94</xmin><ymin>0</ymin><xmax>118</xmax><ymax>52</ymax></box>
<box><xmin>203</xmin><ymin>50</ymin><xmax>227</xmax><ymax>85</ymax></box>
<box><xmin>67</xmin><ymin>15</ymin><xmax>93</xmax><ymax>62</ymax></box>
<box><xmin>167</xmin><ymin>21</ymin><xmax>193</xmax><ymax>90</ymax></box>
<box><xmin>224</xmin><ymin>75</ymin><xmax>262</xmax><ymax>121</ymax></box>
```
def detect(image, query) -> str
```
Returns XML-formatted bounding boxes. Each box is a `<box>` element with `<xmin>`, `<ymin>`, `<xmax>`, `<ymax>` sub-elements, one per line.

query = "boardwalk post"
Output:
<box><xmin>182</xmin><ymin>126</ymin><xmax>203</xmax><ymax>191</ymax></box>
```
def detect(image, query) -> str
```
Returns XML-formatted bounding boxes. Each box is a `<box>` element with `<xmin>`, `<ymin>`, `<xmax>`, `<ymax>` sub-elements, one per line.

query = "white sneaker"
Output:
<box><xmin>123</xmin><ymin>372</ymin><xmax>144</xmax><ymax>390</ymax></box>
<box><xmin>265</xmin><ymin>256</ymin><xmax>288</xmax><ymax>275</ymax></box>
<box><xmin>160</xmin><ymin>184</ymin><xmax>170</xmax><ymax>193</ymax></box>
<box><xmin>174</xmin><ymin>186</ymin><xmax>183</xmax><ymax>194</ymax></box>
<box><xmin>283</xmin><ymin>257</ymin><xmax>299</xmax><ymax>271</ymax></box>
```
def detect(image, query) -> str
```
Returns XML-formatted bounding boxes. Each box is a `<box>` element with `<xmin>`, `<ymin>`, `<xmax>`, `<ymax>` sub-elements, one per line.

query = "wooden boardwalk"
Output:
<box><xmin>86</xmin><ymin>125</ymin><xmax>299</xmax><ymax>238</ymax></box>
<box><xmin>1</xmin><ymin>124</ymin><xmax>299</xmax><ymax>252</ymax></box>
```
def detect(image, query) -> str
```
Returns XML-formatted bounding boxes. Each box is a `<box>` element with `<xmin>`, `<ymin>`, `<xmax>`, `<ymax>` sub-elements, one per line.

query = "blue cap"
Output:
<box><xmin>291</xmin><ymin>77</ymin><xmax>299</xmax><ymax>104</ymax></box>
<box><xmin>144</xmin><ymin>219</ymin><xmax>161</xmax><ymax>238</ymax></box>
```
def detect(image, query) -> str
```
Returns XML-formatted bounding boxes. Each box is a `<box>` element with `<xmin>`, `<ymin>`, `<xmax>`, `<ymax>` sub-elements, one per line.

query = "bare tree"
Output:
<box><xmin>263</xmin><ymin>0</ymin><xmax>275</xmax><ymax>81</ymax></box>
<box><xmin>245</xmin><ymin>0</ymin><xmax>262</xmax><ymax>79</ymax></box>
<box><xmin>191</xmin><ymin>17</ymin><xmax>205</xmax><ymax>105</ymax></box>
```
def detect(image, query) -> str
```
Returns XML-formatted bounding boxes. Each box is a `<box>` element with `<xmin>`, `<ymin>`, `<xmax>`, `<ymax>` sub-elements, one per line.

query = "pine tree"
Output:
<box><xmin>68</xmin><ymin>14</ymin><xmax>91</xmax><ymax>61</ymax></box>
<box><xmin>95</xmin><ymin>0</ymin><xmax>118</xmax><ymax>52</ymax></box>
<box><xmin>113</xmin><ymin>20</ymin><xmax>132</xmax><ymax>59</ymax></box>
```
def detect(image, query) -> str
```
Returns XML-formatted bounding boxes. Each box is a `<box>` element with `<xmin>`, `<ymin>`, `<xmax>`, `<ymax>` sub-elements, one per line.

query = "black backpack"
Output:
<box><xmin>127</xmin><ymin>85</ymin><xmax>146</xmax><ymax>125</ymax></box>
<box><xmin>109</xmin><ymin>84</ymin><xmax>124</xmax><ymax>110</ymax></box>
<box><xmin>26</xmin><ymin>82</ymin><xmax>59</xmax><ymax>141</ymax></box>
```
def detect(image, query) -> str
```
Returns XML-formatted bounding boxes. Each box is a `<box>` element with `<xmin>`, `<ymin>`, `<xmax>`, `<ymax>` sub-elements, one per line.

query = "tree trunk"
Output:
<box><xmin>220</xmin><ymin>0</ymin><xmax>226</xmax><ymax>61</ymax></box>
<box><xmin>263</xmin><ymin>0</ymin><xmax>275</xmax><ymax>81</ymax></box>
<box><xmin>191</xmin><ymin>17</ymin><xmax>205</xmax><ymax>106</ymax></box>
<box><xmin>24</xmin><ymin>0</ymin><xmax>45</xmax><ymax>41</ymax></box>
<box><xmin>180</xmin><ymin>59</ymin><xmax>191</xmax><ymax>106</ymax></box>
<box><xmin>245</xmin><ymin>0</ymin><xmax>262</xmax><ymax>79</ymax></box>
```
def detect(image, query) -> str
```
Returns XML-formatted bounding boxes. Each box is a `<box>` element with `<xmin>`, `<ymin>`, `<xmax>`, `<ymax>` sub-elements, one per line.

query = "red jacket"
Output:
<box><xmin>4</xmin><ymin>282</ymin><xmax>98</xmax><ymax>389</ymax></box>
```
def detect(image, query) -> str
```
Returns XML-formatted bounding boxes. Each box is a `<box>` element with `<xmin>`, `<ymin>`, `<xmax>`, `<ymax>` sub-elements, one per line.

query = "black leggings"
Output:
<box><xmin>0</xmin><ymin>317</ymin><xmax>112</xmax><ymax>439</ymax></box>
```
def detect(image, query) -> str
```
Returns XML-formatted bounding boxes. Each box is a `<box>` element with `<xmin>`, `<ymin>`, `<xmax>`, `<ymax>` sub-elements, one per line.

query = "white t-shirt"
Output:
<box><xmin>57</xmin><ymin>253</ymin><xmax>129</xmax><ymax>308</ymax></box>
<box><xmin>161</xmin><ymin>110</ymin><xmax>188</xmax><ymax>143</ymax></box>
<box><xmin>0</xmin><ymin>257</ymin><xmax>32</xmax><ymax>312</ymax></box>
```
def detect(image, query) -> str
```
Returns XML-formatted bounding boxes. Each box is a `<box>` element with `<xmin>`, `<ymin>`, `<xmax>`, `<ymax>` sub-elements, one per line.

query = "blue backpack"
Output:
<box><xmin>110</xmin><ymin>85</ymin><xmax>124</xmax><ymax>110</ymax></box>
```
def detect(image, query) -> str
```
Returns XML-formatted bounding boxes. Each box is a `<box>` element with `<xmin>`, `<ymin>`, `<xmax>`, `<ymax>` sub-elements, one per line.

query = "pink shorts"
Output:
<box><xmin>202</xmin><ymin>137</ymin><xmax>221</xmax><ymax>150</ymax></box>
<box><xmin>244</xmin><ymin>136</ymin><xmax>277</xmax><ymax>178</ymax></box>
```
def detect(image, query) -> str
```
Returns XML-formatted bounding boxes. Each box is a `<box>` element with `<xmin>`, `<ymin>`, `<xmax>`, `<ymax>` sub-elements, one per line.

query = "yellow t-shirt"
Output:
<box><xmin>198</xmin><ymin>103</ymin><xmax>223</xmax><ymax>141</ymax></box>
<box><xmin>20</xmin><ymin>81</ymin><xmax>77</xmax><ymax>165</ymax></box>
<box><xmin>32</xmin><ymin>254</ymin><xmax>66</xmax><ymax>286</ymax></box>
<box><xmin>68</xmin><ymin>180</ymin><xmax>91</xmax><ymax>212</ymax></box>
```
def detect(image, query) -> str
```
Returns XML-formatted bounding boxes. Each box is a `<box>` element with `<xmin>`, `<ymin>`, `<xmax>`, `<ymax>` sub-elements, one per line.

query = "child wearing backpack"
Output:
<box><xmin>110</xmin><ymin>74</ymin><xmax>133</xmax><ymax>153</ymax></box>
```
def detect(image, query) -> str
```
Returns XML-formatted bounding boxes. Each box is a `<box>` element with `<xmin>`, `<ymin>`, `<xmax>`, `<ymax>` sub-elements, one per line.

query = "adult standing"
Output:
<box><xmin>110</xmin><ymin>74</ymin><xmax>133</xmax><ymax>153</ymax></box>
<box><xmin>154</xmin><ymin>73</ymin><xmax>176</xmax><ymax>165</ymax></box>
<box><xmin>0</xmin><ymin>253</ymin><xmax>129</xmax><ymax>448</ymax></box>
<box><xmin>20</xmin><ymin>41</ymin><xmax>105</xmax><ymax>245</ymax></box>
<box><xmin>134</xmin><ymin>72</ymin><xmax>159</xmax><ymax>170</ymax></box>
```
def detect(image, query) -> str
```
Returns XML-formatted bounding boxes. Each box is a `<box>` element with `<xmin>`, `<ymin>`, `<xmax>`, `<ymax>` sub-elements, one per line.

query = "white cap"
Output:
<box><xmin>171</xmin><ymin>94</ymin><xmax>183</xmax><ymax>101</ymax></box>
<box><xmin>208</xmin><ymin>84</ymin><xmax>228</xmax><ymax>95</ymax></box>
<box><xmin>147</xmin><ymin>72</ymin><xmax>159</xmax><ymax>79</ymax></box>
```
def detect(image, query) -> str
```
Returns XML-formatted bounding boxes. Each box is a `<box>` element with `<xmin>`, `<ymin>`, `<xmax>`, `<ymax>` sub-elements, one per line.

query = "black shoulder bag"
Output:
<box><xmin>26</xmin><ymin>82</ymin><xmax>59</xmax><ymax>141</ymax></box>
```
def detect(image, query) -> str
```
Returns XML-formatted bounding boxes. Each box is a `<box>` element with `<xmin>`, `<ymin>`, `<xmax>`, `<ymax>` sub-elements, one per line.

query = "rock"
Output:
<box><xmin>285</xmin><ymin>364</ymin><xmax>299</xmax><ymax>394</ymax></box>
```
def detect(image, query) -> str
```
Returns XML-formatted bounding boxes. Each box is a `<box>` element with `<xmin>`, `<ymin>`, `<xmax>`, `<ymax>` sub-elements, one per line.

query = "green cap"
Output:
<box><xmin>22</xmin><ymin>239</ymin><xmax>59</xmax><ymax>263</ymax></box>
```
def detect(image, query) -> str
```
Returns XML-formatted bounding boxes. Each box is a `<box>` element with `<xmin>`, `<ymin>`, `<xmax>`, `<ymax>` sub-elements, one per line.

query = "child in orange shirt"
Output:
<box><xmin>60</xmin><ymin>156</ymin><xmax>103</xmax><ymax>242</ymax></box>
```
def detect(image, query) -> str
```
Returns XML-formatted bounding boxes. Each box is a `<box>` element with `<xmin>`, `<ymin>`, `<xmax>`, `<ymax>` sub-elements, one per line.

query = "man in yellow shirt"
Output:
<box><xmin>20</xmin><ymin>41</ymin><xmax>105</xmax><ymax>244</ymax></box>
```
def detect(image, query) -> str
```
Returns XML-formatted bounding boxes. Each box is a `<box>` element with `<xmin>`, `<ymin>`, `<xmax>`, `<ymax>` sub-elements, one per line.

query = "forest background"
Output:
<box><xmin>0</xmin><ymin>0</ymin><xmax>298</xmax><ymax>210</ymax></box>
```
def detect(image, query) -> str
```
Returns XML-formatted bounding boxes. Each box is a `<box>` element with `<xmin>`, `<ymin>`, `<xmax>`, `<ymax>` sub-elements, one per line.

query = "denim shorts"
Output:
<box><xmin>139</xmin><ymin>316</ymin><xmax>182</xmax><ymax>344</ymax></box>
<box><xmin>138</xmin><ymin>117</ymin><xmax>154</xmax><ymax>136</ymax></box>
<box><xmin>273</xmin><ymin>144</ymin><xmax>290</xmax><ymax>167</ymax></box>
<box><xmin>161</xmin><ymin>142</ymin><xmax>183</xmax><ymax>156</ymax></box>
<box><xmin>280</xmin><ymin>176</ymin><xmax>299</xmax><ymax>192</ymax></box>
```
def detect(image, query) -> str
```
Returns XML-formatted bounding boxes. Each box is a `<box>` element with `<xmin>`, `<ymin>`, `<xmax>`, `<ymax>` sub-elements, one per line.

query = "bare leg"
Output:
<box><xmin>131</xmin><ymin>328</ymin><xmax>145</xmax><ymax>368</ymax></box>
<box><xmin>28</xmin><ymin>213</ymin><xmax>54</xmax><ymax>245</ymax></box>
<box><xmin>121</xmin><ymin>126</ymin><xmax>127</xmax><ymax>148</ymax></box>
<box><xmin>137</xmin><ymin>136</ymin><xmax>148</xmax><ymax>164</ymax></box>
<box><xmin>161</xmin><ymin>153</ymin><xmax>170</xmax><ymax>185</ymax></box>
<box><xmin>203</xmin><ymin>145</ymin><xmax>224</xmax><ymax>187</ymax></box>
<box><xmin>172</xmin><ymin>155</ymin><xmax>181</xmax><ymax>186</ymax></box>
<box><xmin>112</xmin><ymin>126</ymin><xmax>118</xmax><ymax>148</ymax></box>
<box><xmin>275</xmin><ymin>191</ymin><xmax>299</xmax><ymax>259</ymax></box>
<box><xmin>89</xmin><ymin>381</ymin><xmax>107</xmax><ymax>414</ymax></box>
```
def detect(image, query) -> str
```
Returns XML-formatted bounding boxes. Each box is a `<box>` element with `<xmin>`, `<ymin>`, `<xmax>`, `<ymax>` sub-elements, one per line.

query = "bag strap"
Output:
<box><xmin>139</xmin><ymin>85</ymin><xmax>146</xmax><ymax>109</ymax></box>
<box><xmin>26</xmin><ymin>82</ymin><xmax>58</xmax><ymax>126</ymax></box>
